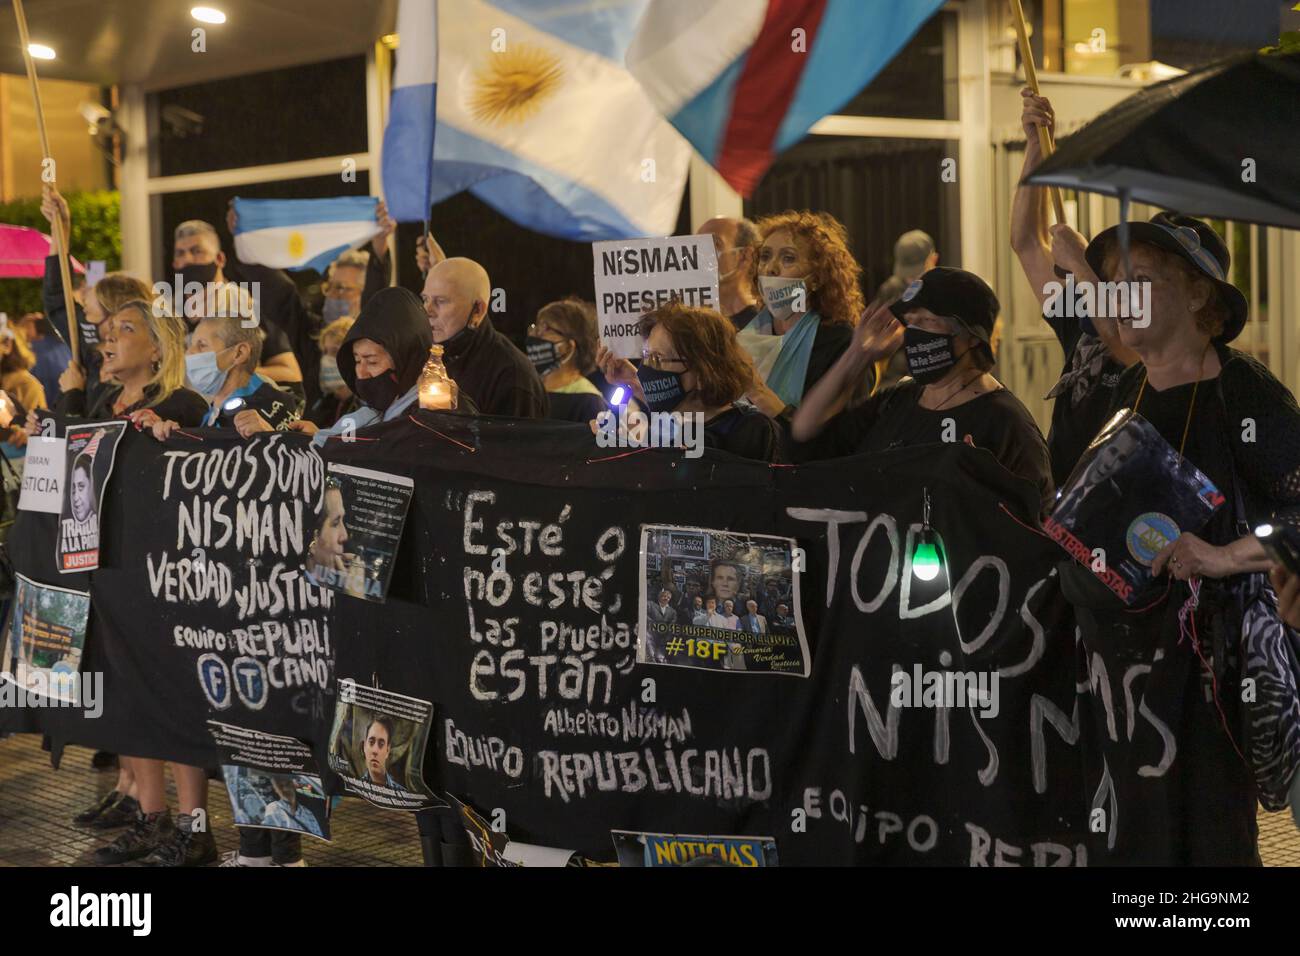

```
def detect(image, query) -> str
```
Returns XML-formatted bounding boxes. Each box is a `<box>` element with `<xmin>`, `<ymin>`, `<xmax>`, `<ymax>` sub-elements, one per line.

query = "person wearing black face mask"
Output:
<box><xmin>791</xmin><ymin>267</ymin><xmax>1053</xmax><ymax>515</ymax></box>
<box><xmin>527</xmin><ymin>299</ymin><xmax>607</xmax><ymax>424</ymax></box>
<box><xmin>288</xmin><ymin>287</ymin><xmax>477</xmax><ymax>446</ymax></box>
<box><xmin>420</xmin><ymin>257</ymin><xmax>548</xmax><ymax>418</ymax></box>
<box><xmin>594</xmin><ymin>303</ymin><xmax>782</xmax><ymax>462</ymax></box>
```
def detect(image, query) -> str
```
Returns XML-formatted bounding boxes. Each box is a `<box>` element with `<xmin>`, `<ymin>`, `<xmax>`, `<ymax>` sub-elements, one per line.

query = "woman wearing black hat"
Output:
<box><xmin>790</xmin><ymin>266</ymin><xmax>1054</xmax><ymax>514</ymax></box>
<box><xmin>1061</xmin><ymin>211</ymin><xmax>1300</xmax><ymax>865</ymax></box>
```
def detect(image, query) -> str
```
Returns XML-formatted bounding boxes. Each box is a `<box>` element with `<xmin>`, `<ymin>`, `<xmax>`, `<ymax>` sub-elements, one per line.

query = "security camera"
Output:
<box><xmin>79</xmin><ymin>101</ymin><xmax>113</xmax><ymax>134</ymax></box>
<box><xmin>160</xmin><ymin>104</ymin><xmax>205</xmax><ymax>139</ymax></box>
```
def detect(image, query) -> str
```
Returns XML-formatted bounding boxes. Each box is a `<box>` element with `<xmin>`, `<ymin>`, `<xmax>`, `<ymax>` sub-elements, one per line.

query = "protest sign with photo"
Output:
<box><xmin>1</xmin><ymin>573</ymin><xmax>91</xmax><ymax>703</ymax></box>
<box><xmin>1044</xmin><ymin>409</ymin><xmax>1225</xmax><ymax>604</ymax></box>
<box><xmin>307</xmin><ymin>464</ymin><xmax>413</xmax><ymax>603</ymax></box>
<box><xmin>593</xmin><ymin>235</ymin><xmax>718</xmax><ymax>358</ymax></box>
<box><xmin>611</xmin><ymin>830</ymin><xmax>779</xmax><ymax>867</ymax></box>
<box><xmin>56</xmin><ymin>421</ymin><xmax>127</xmax><ymax>573</ymax></box>
<box><xmin>211</xmin><ymin>721</ymin><xmax>330</xmax><ymax>840</ymax></box>
<box><xmin>638</xmin><ymin>525</ymin><xmax>809</xmax><ymax>676</ymax></box>
<box><xmin>328</xmin><ymin>679</ymin><xmax>439</xmax><ymax>811</ymax></box>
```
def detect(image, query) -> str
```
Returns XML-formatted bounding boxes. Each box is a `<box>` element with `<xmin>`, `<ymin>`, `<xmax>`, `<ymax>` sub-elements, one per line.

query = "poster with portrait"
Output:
<box><xmin>306</xmin><ymin>464</ymin><xmax>413</xmax><ymax>602</ymax></box>
<box><xmin>1</xmin><ymin>573</ymin><xmax>91</xmax><ymax>703</ymax></box>
<box><xmin>638</xmin><ymin>525</ymin><xmax>809</xmax><ymax>676</ymax></box>
<box><xmin>611</xmin><ymin>830</ymin><xmax>779</xmax><ymax>867</ymax></box>
<box><xmin>55</xmin><ymin>420</ymin><xmax>127</xmax><ymax>573</ymax></box>
<box><xmin>210</xmin><ymin>721</ymin><xmax>330</xmax><ymax>841</ymax></box>
<box><xmin>1044</xmin><ymin>409</ymin><xmax>1225</xmax><ymax>604</ymax></box>
<box><xmin>327</xmin><ymin>679</ymin><xmax>440</xmax><ymax>811</ymax></box>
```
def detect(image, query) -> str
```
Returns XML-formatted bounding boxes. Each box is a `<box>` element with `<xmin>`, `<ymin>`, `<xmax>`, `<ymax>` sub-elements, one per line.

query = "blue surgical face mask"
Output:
<box><xmin>323</xmin><ymin>297</ymin><xmax>353</xmax><ymax>324</ymax></box>
<box><xmin>319</xmin><ymin>354</ymin><xmax>345</xmax><ymax>393</ymax></box>
<box><xmin>186</xmin><ymin>346</ymin><xmax>234</xmax><ymax>397</ymax></box>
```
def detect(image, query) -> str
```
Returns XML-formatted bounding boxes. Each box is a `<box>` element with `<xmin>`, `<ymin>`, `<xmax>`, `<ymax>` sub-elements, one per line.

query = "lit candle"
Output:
<box><xmin>420</xmin><ymin>383</ymin><xmax>451</xmax><ymax>410</ymax></box>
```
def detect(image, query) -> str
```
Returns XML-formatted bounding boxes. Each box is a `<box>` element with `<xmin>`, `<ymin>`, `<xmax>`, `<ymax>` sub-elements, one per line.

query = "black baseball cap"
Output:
<box><xmin>1083</xmin><ymin>211</ymin><xmax>1247</xmax><ymax>343</ymax></box>
<box><xmin>889</xmin><ymin>266</ymin><xmax>1000</xmax><ymax>353</ymax></box>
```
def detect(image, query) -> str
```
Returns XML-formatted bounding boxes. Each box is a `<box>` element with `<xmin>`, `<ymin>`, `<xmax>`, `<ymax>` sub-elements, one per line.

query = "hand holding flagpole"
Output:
<box><xmin>1010</xmin><ymin>0</ymin><xmax>1067</xmax><ymax>225</ymax></box>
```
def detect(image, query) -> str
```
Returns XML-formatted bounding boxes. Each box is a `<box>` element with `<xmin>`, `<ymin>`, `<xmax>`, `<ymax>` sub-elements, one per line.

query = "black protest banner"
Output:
<box><xmin>3</xmin><ymin>413</ymin><xmax>1086</xmax><ymax>864</ymax></box>
<box><xmin>324</xmin><ymin>413</ymin><xmax>1085</xmax><ymax>865</ymax></box>
<box><xmin>1</xmin><ymin>428</ymin><xmax>335</xmax><ymax>766</ymax></box>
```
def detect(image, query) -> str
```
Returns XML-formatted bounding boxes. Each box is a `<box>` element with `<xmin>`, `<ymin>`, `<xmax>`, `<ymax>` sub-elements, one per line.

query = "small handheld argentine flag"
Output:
<box><xmin>232</xmin><ymin>196</ymin><xmax>381</xmax><ymax>272</ymax></box>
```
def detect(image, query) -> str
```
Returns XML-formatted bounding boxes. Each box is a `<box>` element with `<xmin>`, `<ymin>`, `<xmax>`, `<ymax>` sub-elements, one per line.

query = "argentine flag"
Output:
<box><xmin>382</xmin><ymin>0</ymin><xmax>690</xmax><ymax>241</ymax></box>
<box><xmin>231</xmin><ymin>196</ymin><xmax>382</xmax><ymax>272</ymax></box>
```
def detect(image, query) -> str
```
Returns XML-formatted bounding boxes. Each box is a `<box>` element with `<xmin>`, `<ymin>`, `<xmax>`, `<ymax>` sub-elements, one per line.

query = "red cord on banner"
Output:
<box><xmin>997</xmin><ymin>502</ymin><xmax>1051</xmax><ymax>539</ymax></box>
<box><xmin>406</xmin><ymin>414</ymin><xmax>476</xmax><ymax>452</ymax></box>
<box><xmin>586</xmin><ymin>447</ymin><xmax>655</xmax><ymax>464</ymax></box>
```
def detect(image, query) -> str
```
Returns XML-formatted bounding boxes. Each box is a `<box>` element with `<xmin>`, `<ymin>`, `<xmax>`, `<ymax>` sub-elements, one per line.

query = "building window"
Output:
<box><xmin>150</xmin><ymin>57</ymin><xmax>368</xmax><ymax>178</ymax></box>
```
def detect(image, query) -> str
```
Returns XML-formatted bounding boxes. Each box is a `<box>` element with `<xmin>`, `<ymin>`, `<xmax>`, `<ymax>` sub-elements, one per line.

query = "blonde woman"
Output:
<box><xmin>52</xmin><ymin>300</ymin><xmax>206</xmax><ymax>426</ymax></box>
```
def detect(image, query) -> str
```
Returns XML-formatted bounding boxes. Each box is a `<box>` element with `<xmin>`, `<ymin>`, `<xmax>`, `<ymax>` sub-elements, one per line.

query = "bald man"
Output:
<box><xmin>420</xmin><ymin>258</ymin><xmax>548</xmax><ymax>418</ymax></box>
<box><xmin>695</xmin><ymin>216</ymin><xmax>760</xmax><ymax>330</ymax></box>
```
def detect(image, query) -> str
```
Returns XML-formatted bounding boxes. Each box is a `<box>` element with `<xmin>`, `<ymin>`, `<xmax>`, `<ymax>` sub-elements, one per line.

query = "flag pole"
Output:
<box><xmin>12</xmin><ymin>0</ymin><xmax>81</xmax><ymax>366</ymax></box>
<box><xmin>1010</xmin><ymin>0</ymin><xmax>1067</xmax><ymax>225</ymax></box>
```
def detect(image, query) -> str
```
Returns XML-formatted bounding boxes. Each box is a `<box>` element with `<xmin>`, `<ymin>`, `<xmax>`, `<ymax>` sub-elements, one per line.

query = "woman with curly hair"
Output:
<box><xmin>739</xmin><ymin>210</ymin><xmax>870</xmax><ymax>413</ymax></box>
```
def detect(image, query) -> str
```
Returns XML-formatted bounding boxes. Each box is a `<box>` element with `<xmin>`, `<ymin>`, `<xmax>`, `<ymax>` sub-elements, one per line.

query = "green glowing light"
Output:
<box><xmin>913</xmin><ymin>541</ymin><xmax>941</xmax><ymax>582</ymax></box>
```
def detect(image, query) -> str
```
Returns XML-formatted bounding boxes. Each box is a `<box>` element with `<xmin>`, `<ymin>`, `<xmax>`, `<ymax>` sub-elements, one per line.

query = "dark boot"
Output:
<box><xmin>92</xmin><ymin>810</ymin><xmax>174</xmax><ymax>865</ymax></box>
<box><xmin>142</xmin><ymin>823</ymin><xmax>218</xmax><ymax>867</ymax></box>
<box><xmin>74</xmin><ymin>790</ymin><xmax>122</xmax><ymax>826</ymax></box>
<box><xmin>91</xmin><ymin>794</ymin><xmax>141</xmax><ymax>830</ymax></box>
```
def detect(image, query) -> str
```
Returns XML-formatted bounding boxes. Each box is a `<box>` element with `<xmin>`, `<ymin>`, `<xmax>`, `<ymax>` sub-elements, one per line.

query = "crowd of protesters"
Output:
<box><xmin>2</xmin><ymin>86</ymin><xmax>1298</xmax><ymax>867</ymax></box>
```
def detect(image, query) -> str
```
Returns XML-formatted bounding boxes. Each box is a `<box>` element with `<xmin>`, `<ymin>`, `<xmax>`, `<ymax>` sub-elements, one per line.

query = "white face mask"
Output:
<box><xmin>758</xmin><ymin>275</ymin><xmax>809</xmax><ymax>324</ymax></box>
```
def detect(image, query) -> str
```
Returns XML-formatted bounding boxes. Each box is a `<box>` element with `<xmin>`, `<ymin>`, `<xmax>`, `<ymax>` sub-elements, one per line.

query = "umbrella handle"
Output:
<box><xmin>1010</xmin><ymin>0</ymin><xmax>1068</xmax><ymax>225</ymax></box>
<box><xmin>13</xmin><ymin>0</ymin><xmax>81</xmax><ymax>367</ymax></box>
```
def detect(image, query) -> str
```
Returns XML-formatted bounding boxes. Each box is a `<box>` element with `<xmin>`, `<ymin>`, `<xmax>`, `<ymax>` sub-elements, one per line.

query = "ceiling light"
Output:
<box><xmin>191</xmin><ymin>6</ymin><xmax>227</xmax><ymax>24</ymax></box>
<box><xmin>28</xmin><ymin>43</ymin><xmax>56</xmax><ymax>60</ymax></box>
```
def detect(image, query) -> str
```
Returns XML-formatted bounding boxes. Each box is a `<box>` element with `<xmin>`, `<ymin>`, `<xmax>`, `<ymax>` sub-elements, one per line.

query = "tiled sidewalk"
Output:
<box><xmin>0</xmin><ymin>734</ymin><xmax>421</xmax><ymax>866</ymax></box>
<box><xmin>2</xmin><ymin>733</ymin><xmax>1298</xmax><ymax>866</ymax></box>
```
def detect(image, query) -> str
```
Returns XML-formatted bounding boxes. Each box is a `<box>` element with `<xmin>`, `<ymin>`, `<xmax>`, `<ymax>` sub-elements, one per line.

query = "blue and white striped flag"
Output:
<box><xmin>380</xmin><ymin>0</ymin><xmax>690</xmax><ymax>241</ymax></box>
<box><xmin>381</xmin><ymin>0</ymin><xmax>439</xmax><ymax>223</ymax></box>
<box><xmin>231</xmin><ymin>196</ymin><xmax>381</xmax><ymax>272</ymax></box>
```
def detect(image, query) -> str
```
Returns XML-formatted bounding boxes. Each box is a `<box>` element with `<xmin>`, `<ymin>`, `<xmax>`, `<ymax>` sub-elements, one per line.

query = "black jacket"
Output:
<box><xmin>441</xmin><ymin>315</ymin><xmax>548</xmax><ymax>419</ymax></box>
<box><xmin>56</xmin><ymin>383</ymin><xmax>208</xmax><ymax>426</ymax></box>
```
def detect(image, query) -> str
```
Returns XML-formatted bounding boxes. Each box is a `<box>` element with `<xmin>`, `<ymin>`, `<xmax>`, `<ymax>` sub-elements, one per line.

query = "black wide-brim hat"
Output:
<box><xmin>1082</xmin><ymin>211</ymin><xmax>1248</xmax><ymax>343</ymax></box>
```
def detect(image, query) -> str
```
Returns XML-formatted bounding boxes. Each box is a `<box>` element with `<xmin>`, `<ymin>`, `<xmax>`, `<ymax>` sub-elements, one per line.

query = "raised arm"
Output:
<box><xmin>790</xmin><ymin>302</ymin><xmax>901</xmax><ymax>443</ymax></box>
<box><xmin>1010</xmin><ymin>89</ymin><xmax>1057</xmax><ymax>311</ymax></box>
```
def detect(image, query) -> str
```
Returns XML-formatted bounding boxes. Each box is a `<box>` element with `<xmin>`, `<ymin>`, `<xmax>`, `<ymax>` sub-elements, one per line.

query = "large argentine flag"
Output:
<box><xmin>382</xmin><ymin>0</ymin><xmax>690</xmax><ymax>241</ymax></box>
<box><xmin>231</xmin><ymin>197</ymin><xmax>381</xmax><ymax>272</ymax></box>
<box><xmin>626</xmin><ymin>0</ymin><xmax>945</xmax><ymax>196</ymax></box>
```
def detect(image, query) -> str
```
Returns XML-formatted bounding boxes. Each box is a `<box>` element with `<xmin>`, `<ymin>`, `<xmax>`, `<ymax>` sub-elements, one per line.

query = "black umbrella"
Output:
<box><xmin>1027</xmin><ymin>52</ymin><xmax>1300</xmax><ymax>230</ymax></box>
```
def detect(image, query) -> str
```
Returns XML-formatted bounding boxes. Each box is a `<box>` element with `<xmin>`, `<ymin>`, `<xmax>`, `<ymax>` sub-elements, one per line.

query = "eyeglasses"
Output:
<box><xmin>323</xmin><ymin>281</ymin><xmax>362</xmax><ymax>297</ymax></box>
<box><xmin>641</xmin><ymin>349</ymin><xmax>688</xmax><ymax>371</ymax></box>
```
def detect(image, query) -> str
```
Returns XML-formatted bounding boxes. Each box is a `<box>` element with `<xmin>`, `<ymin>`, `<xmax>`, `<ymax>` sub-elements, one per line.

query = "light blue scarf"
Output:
<box><xmin>312</xmin><ymin>385</ymin><xmax>419</xmax><ymax>447</ymax></box>
<box><xmin>741</xmin><ymin>309</ymin><xmax>822</xmax><ymax>407</ymax></box>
